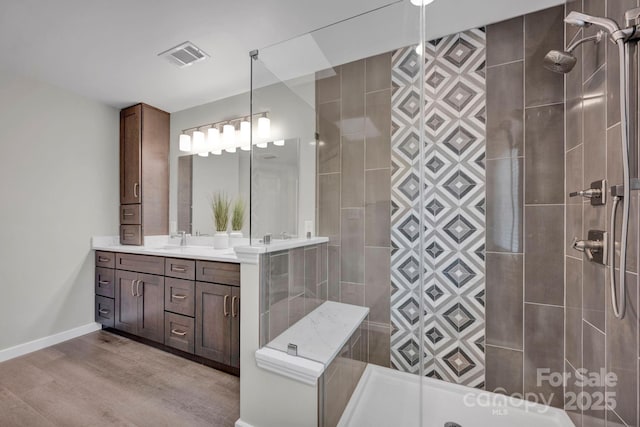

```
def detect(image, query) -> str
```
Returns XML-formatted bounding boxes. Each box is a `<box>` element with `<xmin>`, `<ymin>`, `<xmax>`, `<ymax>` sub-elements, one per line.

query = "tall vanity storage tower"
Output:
<box><xmin>119</xmin><ymin>103</ymin><xmax>170</xmax><ymax>245</ymax></box>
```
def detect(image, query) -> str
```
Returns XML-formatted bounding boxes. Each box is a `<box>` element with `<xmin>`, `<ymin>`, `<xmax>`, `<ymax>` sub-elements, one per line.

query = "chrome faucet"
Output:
<box><xmin>170</xmin><ymin>231</ymin><xmax>187</xmax><ymax>246</ymax></box>
<box><xmin>280</xmin><ymin>232</ymin><xmax>292</xmax><ymax>240</ymax></box>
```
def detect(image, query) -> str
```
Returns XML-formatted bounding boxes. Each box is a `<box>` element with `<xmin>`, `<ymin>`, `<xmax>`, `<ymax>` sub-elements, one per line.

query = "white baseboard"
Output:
<box><xmin>235</xmin><ymin>419</ymin><xmax>254</xmax><ymax>427</ymax></box>
<box><xmin>0</xmin><ymin>322</ymin><xmax>102</xmax><ymax>363</ymax></box>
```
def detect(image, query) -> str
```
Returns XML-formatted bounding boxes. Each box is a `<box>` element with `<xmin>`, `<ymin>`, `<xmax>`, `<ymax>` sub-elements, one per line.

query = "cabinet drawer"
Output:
<box><xmin>165</xmin><ymin>312</ymin><xmax>195</xmax><ymax>354</ymax></box>
<box><xmin>165</xmin><ymin>278</ymin><xmax>195</xmax><ymax>317</ymax></box>
<box><xmin>116</xmin><ymin>253</ymin><xmax>164</xmax><ymax>275</ymax></box>
<box><xmin>95</xmin><ymin>251</ymin><xmax>115</xmax><ymax>269</ymax></box>
<box><xmin>95</xmin><ymin>296</ymin><xmax>115</xmax><ymax>328</ymax></box>
<box><xmin>120</xmin><ymin>204</ymin><xmax>141</xmax><ymax>225</ymax></box>
<box><xmin>95</xmin><ymin>267</ymin><xmax>115</xmax><ymax>298</ymax></box>
<box><xmin>165</xmin><ymin>258</ymin><xmax>195</xmax><ymax>280</ymax></box>
<box><xmin>196</xmin><ymin>261</ymin><xmax>240</xmax><ymax>286</ymax></box>
<box><xmin>120</xmin><ymin>225</ymin><xmax>143</xmax><ymax>246</ymax></box>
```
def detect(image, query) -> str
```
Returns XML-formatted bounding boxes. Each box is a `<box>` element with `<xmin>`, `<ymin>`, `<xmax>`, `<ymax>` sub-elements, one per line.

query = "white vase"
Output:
<box><xmin>213</xmin><ymin>232</ymin><xmax>229</xmax><ymax>249</ymax></box>
<box><xmin>229</xmin><ymin>231</ymin><xmax>243</xmax><ymax>248</ymax></box>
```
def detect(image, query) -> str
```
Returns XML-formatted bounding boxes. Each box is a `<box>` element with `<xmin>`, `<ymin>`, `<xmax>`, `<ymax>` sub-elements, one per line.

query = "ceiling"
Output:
<box><xmin>0</xmin><ymin>0</ymin><xmax>564</xmax><ymax>113</ymax></box>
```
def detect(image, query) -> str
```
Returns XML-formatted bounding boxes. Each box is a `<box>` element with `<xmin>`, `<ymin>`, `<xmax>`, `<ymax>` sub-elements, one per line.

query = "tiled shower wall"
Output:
<box><xmin>390</xmin><ymin>30</ymin><xmax>487</xmax><ymax>388</ymax></box>
<box><xmin>316</xmin><ymin>55</ymin><xmax>394</xmax><ymax>366</ymax></box>
<box><xmin>565</xmin><ymin>0</ymin><xmax>640</xmax><ymax>426</ymax></box>
<box><xmin>483</xmin><ymin>6</ymin><xmax>567</xmax><ymax>408</ymax></box>
<box><xmin>259</xmin><ymin>243</ymin><xmax>328</xmax><ymax>346</ymax></box>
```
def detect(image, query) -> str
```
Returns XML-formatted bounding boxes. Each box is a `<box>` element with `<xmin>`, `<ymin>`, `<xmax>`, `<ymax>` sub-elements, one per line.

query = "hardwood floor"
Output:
<box><xmin>0</xmin><ymin>330</ymin><xmax>240</xmax><ymax>426</ymax></box>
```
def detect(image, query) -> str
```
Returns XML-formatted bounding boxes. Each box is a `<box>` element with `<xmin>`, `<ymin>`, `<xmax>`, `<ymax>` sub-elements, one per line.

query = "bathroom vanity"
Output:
<box><xmin>93</xmin><ymin>242</ymin><xmax>241</xmax><ymax>374</ymax></box>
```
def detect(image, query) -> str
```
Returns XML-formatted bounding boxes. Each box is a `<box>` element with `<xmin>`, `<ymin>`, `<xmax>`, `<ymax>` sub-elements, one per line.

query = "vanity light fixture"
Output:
<box><xmin>179</xmin><ymin>133</ymin><xmax>192</xmax><ymax>152</ymax></box>
<box><xmin>274</xmin><ymin>139</ymin><xmax>285</xmax><ymax>147</ymax></box>
<box><xmin>179</xmin><ymin>111</ymin><xmax>271</xmax><ymax>154</ymax></box>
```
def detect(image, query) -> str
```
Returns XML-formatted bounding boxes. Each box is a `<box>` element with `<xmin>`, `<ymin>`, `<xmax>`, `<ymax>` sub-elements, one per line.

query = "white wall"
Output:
<box><xmin>0</xmin><ymin>67</ymin><xmax>119</xmax><ymax>352</ymax></box>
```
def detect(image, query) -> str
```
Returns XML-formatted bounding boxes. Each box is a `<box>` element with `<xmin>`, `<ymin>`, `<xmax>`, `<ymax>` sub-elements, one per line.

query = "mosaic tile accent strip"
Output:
<box><xmin>391</xmin><ymin>28</ymin><xmax>486</xmax><ymax>388</ymax></box>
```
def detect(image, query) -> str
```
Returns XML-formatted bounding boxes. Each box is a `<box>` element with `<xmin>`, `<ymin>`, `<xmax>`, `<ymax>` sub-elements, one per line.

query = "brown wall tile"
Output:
<box><xmin>341</xmin><ymin>209</ymin><xmax>365</xmax><ymax>283</ymax></box>
<box><xmin>341</xmin><ymin>282</ymin><xmax>365</xmax><ymax>307</ymax></box>
<box><xmin>582</xmin><ymin>67</ymin><xmax>606</xmax><ymax>186</ymax></box>
<box><xmin>582</xmin><ymin>0</ymin><xmax>605</xmax><ymax>83</ymax></box>
<box><xmin>487</xmin><ymin>17</ymin><xmax>523</xmax><ymax>67</ymax></box>
<box><xmin>486</xmin><ymin>345</ymin><xmax>523</xmax><ymax>395</ymax></box>
<box><xmin>524</xmin><ymin>205</ymin><xmax>564</xmax><ymax>305</ymax></box>
<box><xmin>365</xmin><ymin>90</ymin><xmax>391</xmax><ymax>169</ymax></box>
<box><xmin>328</xmin><ymin>245</ymin><xmax>341</xmax><ymax>301</ymax></box>
<box><xmin>341</xmin><ymin>134</ymin><xmax>365</xmax><ymax>208</ymax></box>
<box><xmin>365</xmin><ymin>168</ymin><xmax>391</xmax><ymax>247</ymax></box>
<box><xmin>566</xmin><ymin>145</ymin><xmax>583</xmax><ymax>205</ymax></box>
<box><xmin>364</xmin><ymin>247</ymin><xmax>391</xmax><ymax>324</ymax></box>
<box><xmin>524</xmin><ymin>6</ymin><xmax>565</xmax><ymax>107</ymax></box>
<box><xmin>365</xmin><ymin>53</ymin><xmax>391</xmax><ymax>93</ymax></box>
<box><xmin>524</xmin><ymin>303</ymin><xmax>564</xmax><ymax>408</ymax></box>
<box><xmin>318</xmin><ymin>173</ymin><xmax>341</xmax><ymax>244</ymax></box>
<box><xmin>486</xmin><ymin>253</ymin><xmax>523</xmax><ymax>349</ymax></box>
<box><xmin>525</xmin><ymin>104</ymin><xmax>565</xmax><ymax>204</ymax></box>
<box><xmin>318</xmin><ymin>101</ymin><xmax>341</xmax><ymax>174</ymax></box>
<box><xmin>582</xmin><ymin>321</ymin><xmax>606</xmax><ymax>423</ymax></box>
<box><xmin>486</xmin><ymin>157</ymin><xmax>523</xmax><ymax>253</ymax></box>
<box><xmin>486</xmin><ymin>61</ymin><xmax>524</xmax><ymax>160</ymax></box>
<box><xmin>341</xmin><ymin>60</ymin><xmax>365</xmax><ymax>135</ymax></box>
<box><xmin>316</xmin><ymin>67</ymin><xmax>341</xmax><ymax>104</ymax></box>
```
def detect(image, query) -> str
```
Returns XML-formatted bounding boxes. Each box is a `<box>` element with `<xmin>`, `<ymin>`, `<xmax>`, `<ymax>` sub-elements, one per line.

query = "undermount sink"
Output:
<box><xmin>155</xmin><ymin>245</ymin><xmax>235</xmax><ymax>255</ymax></box>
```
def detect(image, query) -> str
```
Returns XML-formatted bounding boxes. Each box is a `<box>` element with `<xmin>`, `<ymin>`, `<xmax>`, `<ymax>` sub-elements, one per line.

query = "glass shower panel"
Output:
<box><xmin>250</xmin><ymin>1</ymin><xmax>424</xmax><ymax>426</ymax></box>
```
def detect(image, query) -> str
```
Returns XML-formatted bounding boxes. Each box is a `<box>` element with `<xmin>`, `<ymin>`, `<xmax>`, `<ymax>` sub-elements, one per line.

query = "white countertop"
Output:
<box><xmin>92</xmin><ymin>235</ymin><xmax>240</xmax><ymax>263</ymax></box>
<box><xmin>255</xmin><ymin>301</ymin><xmax>369</xmax><ymax>385</ymax></box>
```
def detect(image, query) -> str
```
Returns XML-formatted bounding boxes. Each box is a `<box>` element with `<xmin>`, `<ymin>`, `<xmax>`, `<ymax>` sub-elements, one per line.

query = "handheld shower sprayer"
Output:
<box><xmin>556</xmin><ymin>10</ymin><xmax>639</xmax><ymax>319</ymax></box>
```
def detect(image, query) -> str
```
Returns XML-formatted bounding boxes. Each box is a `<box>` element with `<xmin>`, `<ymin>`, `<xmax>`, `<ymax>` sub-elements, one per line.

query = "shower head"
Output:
<box><xmin>544</xmin><ymin>30</ymin><xmax>605</xmax><ymax>74</ymax></box>
<box><xmin>565</xmin><ymin>11</ymin><xmax>621</xmax><ymax>35</ymax></box>
<box><xmin>544</xmin><ymin>50</ymin><xmax>578</xmax><ymax>73</ymax></box>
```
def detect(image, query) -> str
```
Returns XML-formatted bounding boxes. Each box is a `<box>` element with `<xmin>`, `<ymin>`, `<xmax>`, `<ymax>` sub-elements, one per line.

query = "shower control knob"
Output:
<box><xmin>572</xmin><ymin>230</ymin><xmax>608</xmax><ymax>265</ymax></box>
<box><xmin>569</xmin><ymin>180</ymin><xmax>607</xmax><ymax>206</ymax></box>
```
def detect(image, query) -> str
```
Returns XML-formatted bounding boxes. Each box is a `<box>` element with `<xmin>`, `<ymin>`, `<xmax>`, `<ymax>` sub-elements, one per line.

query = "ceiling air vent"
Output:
<box><xmin>159</xmin><ymin>42</ymin><xmax>209</xmax><ymax>67</ymax></box>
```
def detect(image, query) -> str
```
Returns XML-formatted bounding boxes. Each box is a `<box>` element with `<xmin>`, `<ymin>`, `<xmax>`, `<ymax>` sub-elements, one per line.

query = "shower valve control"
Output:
<box><xmin>572</xmin><ymin>230</ymin><xmax>608</xmax><ymax>265</ymax></box>
<box><xmin>570</xmin><ymin>180</ymin><xmax>607</xmax><ymax>206</ymax></box>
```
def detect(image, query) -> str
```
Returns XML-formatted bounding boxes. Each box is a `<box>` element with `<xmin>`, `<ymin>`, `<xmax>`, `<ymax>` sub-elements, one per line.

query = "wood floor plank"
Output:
<box><xmin>0</xmin><ymin>331</ymin><xmax>240</xmax><ymax>427</ymax></box>
<box><xmin>0</xmin><ymin>386</ymin><xmax>55</xmax><ymax>427</ymax></box>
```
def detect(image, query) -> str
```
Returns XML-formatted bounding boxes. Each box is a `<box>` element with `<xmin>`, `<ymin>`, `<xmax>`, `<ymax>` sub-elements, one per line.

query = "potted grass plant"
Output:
<box><xmin>229</xmin><ymin>198</ymin><xmax>246</xmax><ymax>247</ymax></box>
<box><xmin>212</xmin><ymin>192</ymin><xmax>231</xmax><ymax>249</ymax></box>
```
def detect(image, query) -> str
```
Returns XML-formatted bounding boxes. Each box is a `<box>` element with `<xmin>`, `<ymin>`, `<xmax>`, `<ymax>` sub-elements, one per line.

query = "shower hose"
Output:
<box><xmin>610</xmin><ymin>40</ymin><xmax>629</xmax><ymax>319</ymax></box>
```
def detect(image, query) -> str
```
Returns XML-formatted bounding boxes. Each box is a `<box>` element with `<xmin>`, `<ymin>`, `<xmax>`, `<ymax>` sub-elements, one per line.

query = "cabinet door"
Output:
<box><xmin>137</xmin><ymin>273</ymin><xmax>164</xmax><ymax>344</ymax></box>
<box><xmin>195</xmin><ymin>282</ymin><xmax>231</xmax><ymax>364</ymax></box>
<box><xmin>120</xmin><ymin>105</ymin><xmax>141</xmax><ymax>205</ymax></box>
<box><xmin>114</xmin><ymin>270</ymin><xmax>138</xmax><ymax>335</ymax></box>
<box><xmin>230</xmin><ymin>287</ymin><xmax>240</xmax><ymax>368</ymax></box>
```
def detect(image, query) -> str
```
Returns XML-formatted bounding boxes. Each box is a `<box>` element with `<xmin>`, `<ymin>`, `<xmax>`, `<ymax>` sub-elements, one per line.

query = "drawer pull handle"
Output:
<box><xmin>136</xmin><ymin>280</ymin><xmax>142</xmax><ymax>297</ymax></box>
<box><xmin>133</xmin><ymin>182</ymin><xmax>139</xmax><ymax>198</ymax></box>
<box><xmin>172</xmin><ymin>294</ymin><xmax>187</xmax><ymax>300</ymax></box>
<box><xmin>123</xmin><ymin>212</ymin><xmax>134</xmax><ymax>217</ymax></box>
<box><xmin>124</xmin><ymin>233</ymin><xmax>135</xmax><ymax>238</ymax></box>
<box><xmin>232</xmin><ymin>296</ymin><xmax>238</xmax><ymax>318</ymax></box>
<box><xmin>171</xmin><ymin>329</ymin><xmax>187</xmax><ymax>337</ymax></box>
<box><xmin>172</xmin><ymin>266</ymin><xmax>187</xmax><ymax>272</ymax></box>
<box><xmin>98</xmin><ymin>257</ymin><xmax>109</xmax><ymax>263</ymax></box>
<box><xmin>98</xmin><ymin>308</ymin><xmax>111</xmax><ymax>315</ymax></box>
<box><xmin>131</xmin><ymin>279</ymin><xmax>136</xmax><ymax>297</ymax></box>
<box><xmin>98</xmin><ymin>280</ymin><xmax>110</xmax><ymax>286</ymax></box>
<box><xmin>224</xmin><ymin>295</ymin><xmax>230</xmax><ymax>317</ymax></box>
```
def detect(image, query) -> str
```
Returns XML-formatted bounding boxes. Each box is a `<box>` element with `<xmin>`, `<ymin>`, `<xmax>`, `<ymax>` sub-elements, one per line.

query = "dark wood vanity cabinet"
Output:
<box><xmin>195</xmin><ymin>282</ymin><xmax>240</xmax><ymax>367</ymax></box>
<box><xmin>120</xmin><ymin>103</ymin><xmax>170</xmax><ymax>245</ymax></box>
<box><xmin>114</xmin><ymin>269</ymin><xmax>164</xmax><ymax>344</ymax></box>
<box><xmin>96</xmin><ymin>251</ymin><xmax>240</xmax><ymax>372</ymax></box>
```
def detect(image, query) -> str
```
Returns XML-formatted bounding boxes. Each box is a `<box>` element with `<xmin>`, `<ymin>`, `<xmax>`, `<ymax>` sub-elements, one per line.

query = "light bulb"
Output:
<box><xmin>211</xmin><ymin>149</ymin><xmax>222</xmax><ymax>155</ymax></box>
<box><xmin>192</xmin><ymin>130</ymin><xmax>205</xmax><ymax>153</ymax></box>
<box><xmin>208</xmin><ymin>127</ymin><xmax>220</xmax><ymax>153</ymax></box>
<box><xmin>223</xmin><ymin>124</ymin><xmax>236</xmax><ymax>153</ymax></box>
<box><xmin>410</xmin><ymin>0</ymin><xmax>435</xmax><ymax>5</ymax></box>
<box><xmin>240</xmin><ymin>120</ymin><xmax>251</xmax><ymax>143</ymax></box>
<box><xmin>274</xmin><ymin>139</ymin><xmax>285</xmax><ymax>146</ymax></box>
<box><xmin>198</xmin><ymin>151</ymin><xmax>209</xmax><ymax>157</ymax></box>
<box><xmin>258</xmin><ymin>117</ymin><xmax>271</xmax><ymax>138</ymax></box>
<box><xmin>256</xmin><ymin>142</ymin><xmax>268</xmax><ymax>148</ymax></box>
<box><xmin>415</xmin><ymin>43</ymin><xmax>423</xmax><ymax>56</ymax></box>
<box><xmin>179</xmin><ymin>134</ymin><xmax>191</xmax><ymax>152</ymax></box>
